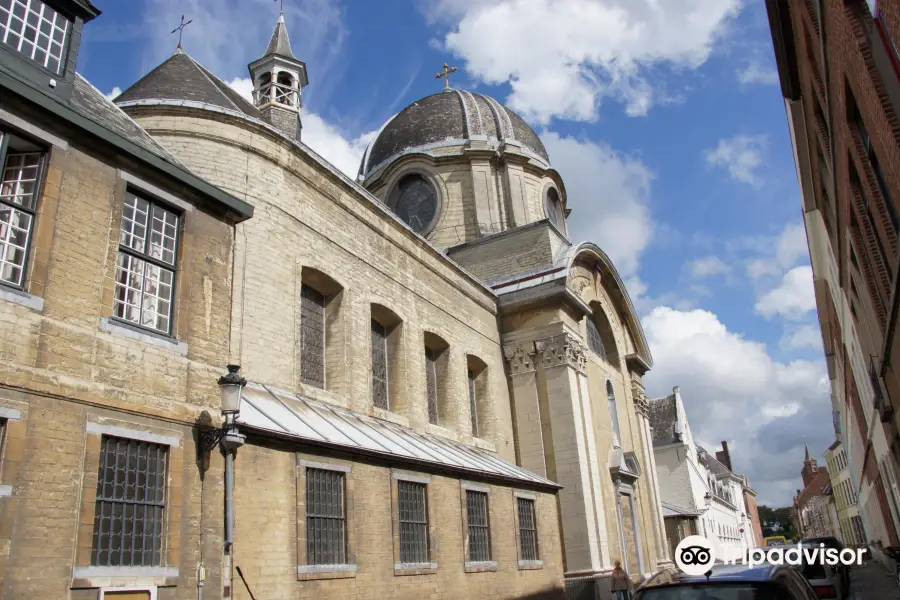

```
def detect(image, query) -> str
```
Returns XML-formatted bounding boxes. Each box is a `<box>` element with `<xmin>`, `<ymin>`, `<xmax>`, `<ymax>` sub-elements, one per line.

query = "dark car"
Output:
<box><xmin>800</xmin><ymin>536</ymin><xmax>850</xmax><ymax>596</ymax></box>
<box><xmin>633</xmin><ymin>563</ymin><xmax>819</xmax><ymax>600</ymax></box>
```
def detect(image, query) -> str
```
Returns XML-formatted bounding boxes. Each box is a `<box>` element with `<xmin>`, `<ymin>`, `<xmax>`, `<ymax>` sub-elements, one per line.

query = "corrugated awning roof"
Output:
<box><xmin>236</xmin><ymin>382</ymin><xmax>560</xmax><ymax>490</ymax></box>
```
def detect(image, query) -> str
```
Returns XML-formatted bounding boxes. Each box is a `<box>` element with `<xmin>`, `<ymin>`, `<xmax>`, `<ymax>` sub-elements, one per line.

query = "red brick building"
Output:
<box><xmin>767</xmin><ymin>0</ymin><xmax>900</xmax><ymax>547</ymax></box>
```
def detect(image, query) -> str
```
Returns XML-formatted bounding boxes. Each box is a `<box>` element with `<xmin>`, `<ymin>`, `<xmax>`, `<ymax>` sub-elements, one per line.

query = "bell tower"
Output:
<box><xmin>801</xmin><ymin>444</ymin><xmax>819</xmax><ymax>488</ymax></box>
<box><xmin>248</xmin><ymin>9</ymin><xmax>308</xmax><ymax>141</ymax></box>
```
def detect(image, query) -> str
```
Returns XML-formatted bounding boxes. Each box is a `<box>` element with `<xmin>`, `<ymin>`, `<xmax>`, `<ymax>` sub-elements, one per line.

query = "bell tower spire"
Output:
<box><xmin>248</xmin><ymin>3</ymin><xmax>309</xmax><ymax>141</ymax></box>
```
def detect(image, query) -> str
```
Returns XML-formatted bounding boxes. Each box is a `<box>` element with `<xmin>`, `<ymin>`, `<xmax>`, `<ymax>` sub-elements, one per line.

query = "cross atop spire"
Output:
<box><xmin>171</xmin><ymin>15</ymin><xmax>192</xmax><ymax>51</ymax></box>
<box><xmin>275</xmin><ymin>0</ymin><xmax>284</xmax><ymax>17</ymax></box>
<box><xmin>436</xmin><ymin>63</ymin><xmax>458</xmax><ymax>90</ymax></box>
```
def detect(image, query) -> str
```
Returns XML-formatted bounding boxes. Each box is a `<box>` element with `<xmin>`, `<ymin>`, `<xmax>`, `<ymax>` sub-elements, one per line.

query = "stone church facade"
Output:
<box><xmin>0</xmin><ymin>2</ymin><xmax>667</xmax><ymax>599</ymax></box>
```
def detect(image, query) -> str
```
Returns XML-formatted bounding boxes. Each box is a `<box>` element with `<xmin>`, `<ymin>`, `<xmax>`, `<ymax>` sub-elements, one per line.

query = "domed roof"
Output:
<box><xmin>359</xmin><ymin>89</ymin><xmax>550</xmax><ymax>179</ymax></box>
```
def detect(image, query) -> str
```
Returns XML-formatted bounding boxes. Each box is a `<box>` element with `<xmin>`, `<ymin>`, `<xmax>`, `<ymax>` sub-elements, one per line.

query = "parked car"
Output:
<box><xmin>800</xmin><ymin>536</ymin><xmax>850</xmax><ymax>596</ymax></box>
<box><xmin>747</xmin><ymin>546</ymin><xmax>845</xmax><ymax>599</ymax></box>
<box><xmin>633</xmin><ymin>563</ymin><xmax>819</xmax><ymax>599</ymax></box>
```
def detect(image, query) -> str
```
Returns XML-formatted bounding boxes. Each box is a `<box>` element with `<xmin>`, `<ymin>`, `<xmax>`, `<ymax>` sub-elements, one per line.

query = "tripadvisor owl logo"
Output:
<box><xmin>675</xmin><ymin>535</ymin><xmax>716</xmax><ymax>576</ymax></box>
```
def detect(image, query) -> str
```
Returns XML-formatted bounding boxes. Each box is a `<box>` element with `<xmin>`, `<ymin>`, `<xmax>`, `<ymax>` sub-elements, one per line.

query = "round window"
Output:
<box><xmin>392</xmin><ymin>173</ymin><xmax>439</xmax><ymax>234</ymax></box>
<box><xmin>545</xmin><ymin>187</ymin><xmax>560</xmax><ymax>227</ymax></box>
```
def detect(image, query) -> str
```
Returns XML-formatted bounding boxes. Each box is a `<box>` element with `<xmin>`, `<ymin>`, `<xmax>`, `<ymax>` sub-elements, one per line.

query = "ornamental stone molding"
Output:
<box><xmin>503</xmin><ymin>342</ymin><xmax>537</xmax><ymax>375</ymax></box>
<box><xmin>535</xmin><ymin>333</ymin><xmax>587</xmax><ymax>373</ymax></box>
<box><xmin>631</xmin><ymin>383</ymin><xmax>650</xmax><ymax>417</ymax></box>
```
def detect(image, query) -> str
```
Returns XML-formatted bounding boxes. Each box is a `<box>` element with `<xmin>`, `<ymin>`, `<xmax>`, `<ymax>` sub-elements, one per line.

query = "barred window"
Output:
<box><xmin>114</xmin><ymin>192</ymin><xmax>179</xmax><ymax>335</ymax></box>
<box><xmin>91</xmin><ymin>436</ymin><xmax>168</xmax><ymax>567</ymax></box>
<box><xmin>468</xmin><ymin>369</ymin><xmax>478</xmax><ymax>437</ymax></box>
<box><xmin>517</xmin><ymin>497</ymin><xmax>538</xmax><ymax>561</ymax></box>
<box><xmin>398</xmin><ymin>480</ymin><xmax>428</xmax><ymax>564</ymax></box>
<box><xmin>0</xmin><ymin>0</ymin><xmax>69</xmax><ymax>74</ymax></box>
<box><xmin>586</xmin><ymin>318</ymin><xmax>606</xmax><ymax>359</ymax></box>
<box><xmin>466</xmin><ymin>490</ymin><xmax>490</xmax><ymax>562</ymax></box>
<box><xmin>371</xmin><ymin>320</ymin><xmax>388</xmax><ymax>410</ymax></box>
<box><xmin>300</xmin><ymin>284</ymin><xmax>325</xmax><ymax>388</ymax></box>
<box><xmin>306</xmin><ymin>468</ymin><xmax>346</xmax><ymax>565</ymax></box>
<box><xmin>425</xmin><ymin>347</ymin><xmax>438</xmax><ymax>425</ymax></box>
<box><xmin>0</xmin><ymin>132</ymin><xmax>44</xmax><ymax>288</ymax></box>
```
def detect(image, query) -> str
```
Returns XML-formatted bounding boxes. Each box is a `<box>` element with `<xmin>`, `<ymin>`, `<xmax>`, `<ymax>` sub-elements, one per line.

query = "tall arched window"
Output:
<box><xmin>586</xmin><ymin>318</ymin><xmax>606</xmax><ymax>360</ymax></box>
<box><xmin>607</xmin><ymin>381</ymin><xmax>621</xmax><ymax>446</ymax></box>
<box><xmin>585</xmin><ymin>305</ymin><xmax>619</xmax><ymax>365</ymax></box>
<box><xmin>545</xmin><ymin>187</ymin><xmax>561</xmax><ymax>227</ymax></box>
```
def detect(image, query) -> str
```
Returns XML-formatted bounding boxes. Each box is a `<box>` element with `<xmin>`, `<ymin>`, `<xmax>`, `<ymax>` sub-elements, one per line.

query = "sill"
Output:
<box><xmin>472</xmin><ymin>437</ymin><xmax>496</xmax><ymax>452</ymax></box>
<box><xmin>393</xmin><ymin>562</ymin><xmax>438</xmax><ymax>576</ymax></box>
<box><xmin>100</xmin><ymin>317</ymin><xmax>188</xmax><ymax>357</ymax></box>
<box><xmin>465</xmin><ymin>561</ymin><xmax>498</xmax><ymax>573</ymax></box>
<box><xmin>0</xmin><ymin>285</ymin><xmax>43</xmax><ymax>311</ymax></box>
<box><xmin>518</xmin><ymin>560</ymin><xmax>544</xmax><ymax>570</ymax></box>
<box><xmin>371</xmin><ymin>406</ymin><xmax>409</xmax><ymax>427</ymax></box>
<box><xmin>297</xmin><ymin>564</ymin><xmax>357</xmax><ymax>581</ymax></box>
<box><xmin>425</xmin><ymin>423</ymin><xmax>458</xmax><ymax>441</ymax></box>
<box><xmin>72</xmin><ymin>566</ymin><xmax>179</xmax><ymax>589</ymax></box>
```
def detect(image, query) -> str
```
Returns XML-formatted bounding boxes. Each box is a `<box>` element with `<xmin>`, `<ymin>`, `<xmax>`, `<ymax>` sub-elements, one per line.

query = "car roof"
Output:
<box><xmin>638</xmin><ymin>563</ymin><xmax>790</xmax><ymax>589</ymax></box>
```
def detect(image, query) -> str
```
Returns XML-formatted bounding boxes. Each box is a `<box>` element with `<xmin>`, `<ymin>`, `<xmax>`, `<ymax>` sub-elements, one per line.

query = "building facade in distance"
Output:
<box><xmin>766</xmin><ymin>0</ymin><xmax>900</xmax><ymax>550</ymax></box>
<box><xmin>793</xmin><ymin>446</ymin><xmax>836</xmax><ymax>538</ymax></box>
<box><xmin>826</xmin><ymin>440</ymin><xmax>868</xmax><ymax>545</ymax></box>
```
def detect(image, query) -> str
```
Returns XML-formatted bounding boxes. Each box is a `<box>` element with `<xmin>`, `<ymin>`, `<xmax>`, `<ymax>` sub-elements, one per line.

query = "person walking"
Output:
<box><xmin>611</xmin><ymin>560</ymin><xmax>632</xmax><ymax>600</ymax></box>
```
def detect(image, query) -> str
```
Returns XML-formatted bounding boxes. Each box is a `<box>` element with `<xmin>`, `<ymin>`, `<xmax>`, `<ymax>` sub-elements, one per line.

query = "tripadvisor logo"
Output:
<box><xmin>675</xmin><ymin>536</ymin><xmax>716</xmax><ymax>576</ymax></box>
<box><xmin>741</xmin><ymin>544</ymin><xmax>866</xmax><ymax>568</ymax></box>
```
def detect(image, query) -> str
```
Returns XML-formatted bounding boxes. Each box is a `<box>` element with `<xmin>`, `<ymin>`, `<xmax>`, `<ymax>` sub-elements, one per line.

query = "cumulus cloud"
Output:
<box><xmin>104</xmin><ymin>86</ymin><xmax>122</xmax><ymax>102</ymax></box>
<box><xmin>755</xmin><ymin>265</ymin><xmax>817</xmax><ymax>319</ymax></box>
<box><xmin>705</xmin><ymin>134</ymin><xmax>767</xmax><ymax>186</ymax></box>
<box><xmin>542</xmin><ymin>132</ymin><xmax>653</xmax><ymax>277</ymax></box>
<box><xmin>429</xmin><ymin>0</ymin><xmax>742</xmax><ymax>123</ymax></box>
<box><xmin>781</xmin><ymin>324</ymin><xmax>824</xmax><ymax>352</ymax></box>
<box><xmin>643</xmin><ymin>307</ymin><xmax>832</xmax><ymax>505</ymax></box>
<box><xmin>737</xmin><ymin>61</ymin><xmax>779</xmax><ymax>87</ymax></box>
<box><xmin>688</xmin><ymin>256</ymin><xmax>730</xmax><ymax>279</ymax></box>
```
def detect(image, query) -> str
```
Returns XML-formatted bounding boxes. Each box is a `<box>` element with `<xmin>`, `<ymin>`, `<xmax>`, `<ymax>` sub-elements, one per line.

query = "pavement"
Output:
<box><xmin>849</xmin><ymin>559</ymin><xmax>900</xmax><ymax>600</ymax></box>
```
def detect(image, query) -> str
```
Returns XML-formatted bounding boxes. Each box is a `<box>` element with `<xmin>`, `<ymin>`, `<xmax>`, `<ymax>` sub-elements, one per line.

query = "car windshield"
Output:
<box><xmin>636</xmin><ymin>583</ymin><xmax>787</xmax><ymax>600</ymax></box>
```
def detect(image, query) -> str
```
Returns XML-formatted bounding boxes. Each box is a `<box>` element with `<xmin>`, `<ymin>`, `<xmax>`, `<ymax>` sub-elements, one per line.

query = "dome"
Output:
<box><xmin>359</xmin><ymin>89</ymin><xmax>550</xmax><ymax>180</ymax></box>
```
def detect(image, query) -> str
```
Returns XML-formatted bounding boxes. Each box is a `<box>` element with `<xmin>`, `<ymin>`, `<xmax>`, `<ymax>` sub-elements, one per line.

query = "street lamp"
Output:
<box><xmin>704</xmin><ymin>492</ymin><xmax>712</xmax><ymax>509</ymax></box>
<box><xmin>200</xmin><ymin>364</ymin><xmax>247</xmax><ymax>452</ymax></box>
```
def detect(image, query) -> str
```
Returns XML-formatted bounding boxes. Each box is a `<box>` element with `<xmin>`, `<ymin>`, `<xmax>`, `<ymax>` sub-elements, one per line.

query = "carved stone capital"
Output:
<box><xmin>631</xmin><ymin>384</ymin><xmax>650</xmax><ymax>417</ymax></box>
<box><xmin>536</xmin><ymin>333</ymin><xmax>587</xmax><ymax>373</ymax></box>
<box><xmin>503</xmin><ymin>342</ymin><xmax>537</xmax><ymax>375</ymax></box>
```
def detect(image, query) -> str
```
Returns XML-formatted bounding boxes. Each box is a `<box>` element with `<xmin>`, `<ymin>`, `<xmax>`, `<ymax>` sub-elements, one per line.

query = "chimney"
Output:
<box><xmin>716</xmin><ymin>441</ymin><xmax>733</xmax><ymax>471</ymax></box>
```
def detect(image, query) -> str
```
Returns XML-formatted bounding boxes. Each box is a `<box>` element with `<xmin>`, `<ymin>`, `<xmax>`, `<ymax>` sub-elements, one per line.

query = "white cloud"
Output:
<box><xmin>755</xmin><ymin>265</ymin><xmax>817</xmax><ymax>319</ymax></box>
<box><xmin>705</xmin><ymin>134</ymin><xmax>767</xmax><ymax>186</ymax></box>
<box><xmin>780</xmin><ymin>324</ymin><xmax>824</xmax><ymax>352</ymax></box>
<box><xmin>737</xmin><ymin>61</ymin><xmax>779</xmax><ymax>86</ymax></box>
<box><xmin>104</xmin><ymin>86</ymin><xmax>122</xmax><ymax>102</ymax></box>
<box><xmin>744</xmin><ymin>222</ymin><xmax>809</xmax><ymax>281</ymax></box>
<box><xmin>431</xmin><ymin>0</ymin><xmax>742</xmax><ymax>124</ymax></box>
<box><xmin>643</xmin><ymin>306</ymin><xmax>832</xmax><ymax>505</ymax></box>
<box><xmin>688</xmin><ymin>256</ymin><xmax>730</xmax><ymax>279</ymax></box>
<box><xmin>542</xmin><ymin>132</ymin><xmax>653</xmax><ymax>277</ymax></box>
<box><xmin>227</xmin><ymin>77</ymin><xmax>375</xmax><ymax>178</ymax></box>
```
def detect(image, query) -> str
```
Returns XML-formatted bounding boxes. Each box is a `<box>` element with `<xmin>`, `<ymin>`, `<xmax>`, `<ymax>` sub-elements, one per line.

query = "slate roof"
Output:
<box><xmin>265</xmin><ymin>15</ymin><xmax>297</xmax><ymax>60</ymax></box>
<box><xmin>70</xmin><ymin>74</ymin><xmax>182</xmax><ymax>166</ymax></box>
<box><xmin>114</xmin><ymin>49</ymin><xmax>264</xmax><ymax>120</ymax></box>
<box><xmin>359</xmin><ymin>89</ymin><xmax>550</xmax><ymax>179</ymax></box>
<box><xmin>698</xmin><ymin>446</ymin><xmax>732</xmax><ymax>476</ymax></box>
<box><xmin>648</xmin><ymin>394</ymin><xmax>678</xmax><ymax>446</ymax></box>
<box><xmin>237</xmin><ymin>381</ymin><xmax>561</xmax><ymax>490</ymax></box>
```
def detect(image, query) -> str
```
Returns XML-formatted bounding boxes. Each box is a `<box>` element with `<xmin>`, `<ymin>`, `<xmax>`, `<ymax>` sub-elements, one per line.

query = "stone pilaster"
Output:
<box><xmin>503</xmin><ymin>341</ymin><xmax>548</xmax><ymax>478</ymax></box>
<box><xmin>631</xmin><ymin>378</ymin><xmax>670</xmax><ymax>565</ymax></box>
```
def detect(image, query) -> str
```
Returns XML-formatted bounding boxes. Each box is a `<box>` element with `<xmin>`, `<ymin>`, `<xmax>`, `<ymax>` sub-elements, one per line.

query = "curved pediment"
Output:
<box><xmin>563</xmin><ymin>242</ymin><xmax>653</xmax><ymax>370</ymax></box>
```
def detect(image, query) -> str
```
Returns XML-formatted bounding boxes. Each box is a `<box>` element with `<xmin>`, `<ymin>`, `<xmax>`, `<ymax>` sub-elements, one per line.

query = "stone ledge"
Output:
<box><xmin>393</xmin><ymin>562</ymin><xmax>438</xmax><ymax>576</ymax></box>
<box><xmin>100</xmin><ymin>317</ymin><xmax>188</xmax><ymax>357</ymax></box>
<box><xmin>71</xmin><ymin>566</ymin><xmax>179</xmax><ymax>589</ymax></box>
<box><xmin>518</xmin><ymin>559</ymin><xmax>544</xmax><ymax>570</ymax></box>
<box><xmin>464</xmin><ymin>560</ymin><xmax>498</xmax><ymax>573</ymax></box>
<box><xmin>371</xmin><ymin>406</ymin><xmax>409</xmax><ymax>427</ymax></box>
<box><xmin>0</xmin><ymin>286</ymin><xmax>43</xmax><ymax>311</ymax></box>
<box><xmin>297</xmin><ymin>564</ymin><xmax>357</xmax><ymax>580</ymax></box>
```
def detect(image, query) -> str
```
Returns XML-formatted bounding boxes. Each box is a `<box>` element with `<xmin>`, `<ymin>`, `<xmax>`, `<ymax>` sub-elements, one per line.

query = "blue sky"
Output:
<box><xmin>78</xmin><ymin>0</ymin><xmax>833</xmax><ymax>507</ymax></box>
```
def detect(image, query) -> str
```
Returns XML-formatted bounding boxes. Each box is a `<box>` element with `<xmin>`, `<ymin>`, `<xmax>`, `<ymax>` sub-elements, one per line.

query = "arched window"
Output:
<box><xmin>586</xmin><ymin>318</ymin><xmax>606</xmax><ymax>359</ymax></box>
<box><xmin>371</xmin><ymin>304</ymin><xmax>403</xmax><ymax>412</ymax></box>
<box><xmin>466</xmin><ymin>355</ymin><xmax>489</xmax><ymax>438</ymax></box>
<box><xmin>586</xmin><ymin>305</ymin><xmax>619</xmax><ymax>365</ymax></box>
<box><xmin>299</xmin><ymin>267</ymin><xmax>345</xmax><ymax>393</ymax></box>
<box><xmin>545</xmin><ymin>187</ymin><xmax>561</xmax><ymax>227</ymax></box>
<box><xmin>424</xmin><ymin>332</ymin><xmax>450</xmax><ymax>427</ymax></box>
<box><xmin>276</xmin><ymin>71</ymin><xmax>295</xmax><ymax>105</ymax></box>
<box><xmin>607</xmin><ymin>381</ymin><xmax>621</xmax><ymax>446</ymax></box>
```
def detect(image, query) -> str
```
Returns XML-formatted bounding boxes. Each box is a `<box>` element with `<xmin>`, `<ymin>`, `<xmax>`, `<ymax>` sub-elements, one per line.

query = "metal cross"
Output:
<box><xmin>171</xmin><ymin>15</ymin><xmax>192</xmax><ymax>49</ymax></box>
<box><xmin>274</xmin><ymin>0</ymin><xmax>284</xmax><ymax>13</ymax></box>
<box><xmin>435</xmin><ymin>63</ymin><xmax>458</xmax><ymax>90</ymax></box>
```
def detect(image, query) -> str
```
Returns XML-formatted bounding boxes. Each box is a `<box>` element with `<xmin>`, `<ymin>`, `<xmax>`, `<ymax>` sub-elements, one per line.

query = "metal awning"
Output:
<box><xmin>236</xmin><ymin>382</ymin><xmax>561</xmax><ymax>490</ymax></box>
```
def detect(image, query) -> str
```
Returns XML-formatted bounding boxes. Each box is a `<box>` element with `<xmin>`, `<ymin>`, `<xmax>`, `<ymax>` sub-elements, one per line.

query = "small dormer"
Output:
<box><xmin>248</xmin><ymin>10</ymin><xmax>308</xmax><ymax>141</ymax></box>
<box><xmin>0</xmin><ymin>0</ymin><xmax>100</xmax><ymax>101</ymax></box>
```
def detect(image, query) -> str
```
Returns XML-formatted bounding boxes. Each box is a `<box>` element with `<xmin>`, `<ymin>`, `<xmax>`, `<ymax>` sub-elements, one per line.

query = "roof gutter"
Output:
<box><xmin>0</xmin><ymin>68</ymin><xmax>254</xmax><ymax>222</ymax></box>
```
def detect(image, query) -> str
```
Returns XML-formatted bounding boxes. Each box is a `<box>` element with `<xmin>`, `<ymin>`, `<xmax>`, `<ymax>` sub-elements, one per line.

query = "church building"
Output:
<box><xmin>0</xmin><ymin>2</ymin><xmax>668</xmax><ymax>599</ymax></box>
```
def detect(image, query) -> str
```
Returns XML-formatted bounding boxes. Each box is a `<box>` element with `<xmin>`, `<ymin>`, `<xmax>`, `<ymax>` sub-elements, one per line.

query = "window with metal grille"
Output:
<box><xmin>114</xmin><ymin>192</ymin><xmax>179</xmax><ymax>335</ymax></box>
<box><xmin>468</xmin><ymin>369</ymin><xmax>478</xmax><ymax>437</ymax></box>
<box><xmin>0</xmin><ymin>131</ymin><xmax>44</xmax><ymax>288</ymax></box>
<box><xmin>306</xmin><ymin>468</ymin><xmax>346</xmax><ymax>565</ymax></box>
<box><xmin>0</xmin><ymin>0</ymin><xmax>69</xmax><ymax>74</ymax></box>
<box><xmin>425</xmin><ymin>347</ymin><xmax>438</xmax><ymax>425</ymax></box>
<box><xmin>300</xmin><ymin>284</ymin><xmax>325</xmax><ymax>388</ymax></box>
<box><xmin>398</xmin><ymin>480</ymin><xmax>428</xmax><ymax>563</ymax></box>
<box><xmin>607</xmin><ymin>381</ymin><xmax>622</xmax><ymax>445</ymax></box>
<box><xmin>586</xmin><ymin>318</ymin><xmax>606</xmax><ymax>359</ymax></box>
<box><xmin>516</xmin><ymin>498</ymin><xmax>538</xmax><ymax>560</ymax></box>
<box><xmin>371</xmin><ymin>320</ymin><xmax>388</xmax><ymax>409</ymax></box>
<box><xmin>91</xmin><ymin>435</ymin><xmax>168</xmax><ymax>567</ymax></box>
<box><xmin>466</xmin><ymin>490</ymin><xmax>491</xmax><ymax>562</ymax></box>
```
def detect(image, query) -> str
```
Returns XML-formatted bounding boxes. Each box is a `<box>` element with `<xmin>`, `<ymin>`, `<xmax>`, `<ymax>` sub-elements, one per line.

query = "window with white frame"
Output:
<box><xmin>0</xmin><ymin>0</ymin><xmax>70</xmax><ymax>74</ymax></box>
<box><xmin>91</xmin><ymin>435</ymin><xmax>168</xmax><ymax>567</ymax></box>
<box><xmin>0</xmin><ymin>130</ymin><xmax>44</xmax><ymax>288</ymax></box>
<box><xmin>114</xmin><ymin>191</ymin><xmax>179</xmax><ymax>335</ymax></box>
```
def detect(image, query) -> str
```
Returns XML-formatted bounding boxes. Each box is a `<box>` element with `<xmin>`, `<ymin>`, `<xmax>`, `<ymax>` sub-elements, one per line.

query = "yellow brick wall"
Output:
<box><xmin>232</xmin><ymin>442</ymin><xmax>565</xmax><ymax>600</ymax></box>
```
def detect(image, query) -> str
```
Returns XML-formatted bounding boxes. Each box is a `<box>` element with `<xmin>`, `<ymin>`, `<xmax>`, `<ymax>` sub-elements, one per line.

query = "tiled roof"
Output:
<box><xmin>648</xmin><ymin>394</ymin><xmax>678</xmax><ymax>446</ymax></box>
<box><xmin>236</xmin><ymin>382</ymin><xmax>561</xmax><ymax>490</ymax></box>
<box><xmin>114</xmin><ymin>49</ymin><xmax>263</xmax><ymax>120</ymax></box>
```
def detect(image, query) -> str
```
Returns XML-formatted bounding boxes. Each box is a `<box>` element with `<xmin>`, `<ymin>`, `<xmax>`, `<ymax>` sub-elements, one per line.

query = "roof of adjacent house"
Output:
<box><xmin>794</xmin><ymin>469</ymin><xmax>831</xmax><ymax>510</ymax></box>
<box><xmin>648</xmin><ymin>393</ymin><xmax>678</xmax><ymax>446</ymax></box>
